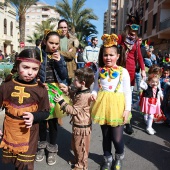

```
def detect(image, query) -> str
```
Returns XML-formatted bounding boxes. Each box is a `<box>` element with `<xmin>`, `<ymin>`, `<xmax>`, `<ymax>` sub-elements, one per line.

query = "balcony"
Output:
<box><xmin>2</xmin><ymin>34</ymin><xmax>13</xmax><ymax>42</ymax></box>
<box><xmin>111</xmin><ymin>12</ymin><xmax>116</xmax><ymax>16</ymax></box>
<box><xmin>160</xmin><ymin>17</ymin><xmax>170</xmax><ymax>31</ymax></box>
<box><xmin>111</xmin><ymin>6</ymin><xmax>117</xmax><ymax>10</ymax></box>
<box><xmin>158</xmin><ymin>17</ymin><xmax>170</xmax><ymax>39</ymax></box>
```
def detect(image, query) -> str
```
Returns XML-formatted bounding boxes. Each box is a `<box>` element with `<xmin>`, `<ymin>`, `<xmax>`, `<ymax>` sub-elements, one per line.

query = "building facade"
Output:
<box><xmin>0</xmin><ymin>0</ymin><xmax>19</xmax><ymax>56</ymax></box>
<box><xmin>143</xmin><ymin>0</ymin><xmax>170</xmax><ymax>53</ymax></box>
<box><xmin>103</xmin><ymin>0</ymin><xmax>129</xmax><ymax>35</ymax></box>
<box><xmin>137</xmin><ymin>0</ymin><xmax>170</xmax><ymax>54</ymax></box>
<box><xmin>25</xmin><ymin>2</ymin><xmax>60</xmax><ymax>47</ymax></box>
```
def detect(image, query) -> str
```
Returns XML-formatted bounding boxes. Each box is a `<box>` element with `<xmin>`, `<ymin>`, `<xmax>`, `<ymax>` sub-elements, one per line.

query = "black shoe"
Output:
<box><xmin>101</xmin><ymin>162</ymin><xmax>112</xmax><ymax>170</ymax></box>
<box><xmin>124</xmin><ymin>124</ymin><xmax>134</xmax><ymax>135</ymax></box>
<box><xmin>114</xmin><ymin>160</ymin><xmax>123</xmax><ymax>170</ymax></box>
<box><xmin>101</xmin><ymin>156</ymin><xmax>112</xmax><ymax>170</ymax></box>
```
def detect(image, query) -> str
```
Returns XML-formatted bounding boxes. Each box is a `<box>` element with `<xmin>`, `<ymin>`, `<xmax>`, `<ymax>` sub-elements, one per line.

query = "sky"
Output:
<box><xmin>40</xmin><ymin>0</ymin><xmax>108</xmax><ymax>45</ymax></box>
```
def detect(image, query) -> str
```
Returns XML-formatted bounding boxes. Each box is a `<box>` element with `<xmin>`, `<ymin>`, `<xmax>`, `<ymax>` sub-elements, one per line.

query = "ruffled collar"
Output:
<box><xmin>99</xmin><ymin>66</ymin><xmax>121</xmax><ymax>79</ymax></box>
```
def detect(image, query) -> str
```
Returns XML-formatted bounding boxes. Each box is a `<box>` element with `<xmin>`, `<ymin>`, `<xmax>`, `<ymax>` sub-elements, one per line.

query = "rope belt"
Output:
<box><xmin>73</xmin><ymin>123</ymin><xmax>92</xmax><ymax>128</ymax></box>
<box><xmin>5</xmin><ymin>112</ymin><xmax>24</xmax><ymax>120</ymax></box>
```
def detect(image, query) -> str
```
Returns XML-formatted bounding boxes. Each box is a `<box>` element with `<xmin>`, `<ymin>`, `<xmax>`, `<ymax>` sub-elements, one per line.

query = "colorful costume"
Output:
<box><xmin>59</xmin><ymin>89</ymin><xmax>92</xmax><ymax>170</ymax></box>
<box><xmin>118</xmin><ymin>35</ymin><xmax>145</xmax><ymax>86</ymax></box>
<box><xmin>39</xmin><ymin>49</ymin><xmax>69</xmax><ymax>119</ymax></box>
<box><xmin>140</xmin><ymin>80</ymin><xmax>165</xmax><ymax>123</ymax></box>
<box><xmin>0</xmin><ymin>78</ymin><xmax>49</xmax><ymax>170</ymax></box>
<box><xmin>91</xmin><ymin>66</ymin><xmax>132</xmax><ymax>126</ymax></box>
<box><xmin>140</xmin><ymin>80</ymin><xmax>162</xmax><ymax>115</ymax></box>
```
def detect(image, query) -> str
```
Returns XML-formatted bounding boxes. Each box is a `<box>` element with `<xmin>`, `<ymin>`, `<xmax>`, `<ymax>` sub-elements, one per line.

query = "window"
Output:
<box><xmin>37</xmin><ymin>16</ymin><xmax>40</xmax><ymax>19</ymax></box>
<box><xmin>146</xmin><ymin>0</ymin><xmax>149</xmax><ymax>9</ymax></box>
<box><xmin>144</xmin><ymin>20</ymin><xmax>147</xmax><ymax>33</ymax></box>
<box><xmin>153</xmin><ymin>13</ymin><xmax>157</xmax><ymax>29</ymax></box>
<box><xmin>10</xmin><ymin>21</ymin><xmax>13</xmax><ymax>36</ymax></box>
<box><xmin>26</xmin><ymin>16</ymin><xmax>29</xmax><ymax>19</ymax></box>
<box><xmin>4</xmin><ymin>18</ymin><xmax>7</xmax><ymax>34</ymax></box>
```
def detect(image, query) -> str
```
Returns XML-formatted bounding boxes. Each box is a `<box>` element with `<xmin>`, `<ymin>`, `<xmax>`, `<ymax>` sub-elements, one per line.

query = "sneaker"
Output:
<box><xmin>151</xmin><ymin>127</ymin><xmax>156</xmax><ymax>134</ymax></box>
<box><xmin>146</xmin><ymin>128</ymin><xmax>154</xmax><ymax>135</ymax></box>
<box><xmin>47</xmin><ymin>152</ymin><xmax>57</xmax><ymax>166</ymax></box>
<box><xmin>35</xmin><ymin>149</ymin><xmax>45</xmax><ymax>162</ymax></box>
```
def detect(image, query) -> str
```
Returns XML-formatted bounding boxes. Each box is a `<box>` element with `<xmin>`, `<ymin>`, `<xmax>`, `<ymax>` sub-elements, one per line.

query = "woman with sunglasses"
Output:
<box><xmin>118</xmin><ymin>22</ymin><xmax>146</xmax><ymax>135</ymax></box>
<box><xmin>58</xmin><ymin>19</ymin><xmax>79</xmax><ymax>85</ymax></box>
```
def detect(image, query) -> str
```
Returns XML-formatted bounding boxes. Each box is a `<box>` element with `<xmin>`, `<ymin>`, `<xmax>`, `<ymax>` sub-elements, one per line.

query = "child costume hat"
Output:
<box><xmin>101</xmin><ymin>34</ymin><xmax>119</xmax><ymax>47</ymax></box>
<box><xmin>126</xmin><ymin>11</ymin><xmax>140</xmax><ymax>31</ymax></box>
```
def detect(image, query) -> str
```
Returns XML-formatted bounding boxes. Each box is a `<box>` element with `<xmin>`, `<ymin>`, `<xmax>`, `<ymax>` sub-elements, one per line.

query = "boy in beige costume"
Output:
<box><xmin>54</xmin><ymin>67</ymin><xmax>94</xmax><ymax>170</ymax></box>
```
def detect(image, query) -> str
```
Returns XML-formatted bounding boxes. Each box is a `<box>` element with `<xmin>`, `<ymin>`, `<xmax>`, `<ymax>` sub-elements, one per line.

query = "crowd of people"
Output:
<box><xmin>0</xmin><ymin>15</ymin><xmax>170</xmax><ymax>170</ymax></box>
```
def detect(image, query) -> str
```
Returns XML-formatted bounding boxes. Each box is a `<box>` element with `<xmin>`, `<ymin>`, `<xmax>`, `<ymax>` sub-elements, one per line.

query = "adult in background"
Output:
<box><xmin>83</xmin><ymin>37</ymin><xmax>100</xmax><ymax>64</ymax></box>
<box><xmin>149</xmin><ymin>46</ymin><xmax>157</xmax><ymax>65</ymax></box>
<box><xmin>57</xmin><ymin>19</ymin><xmax>79</xmax><ymax>84</ymax></box>
<box><xmin>135</xmin><ymin>37</ymin><xmax>148</xmax><ymax>94</ymax></box>
<box><xmin>76</xmin><ymin>46</ymin><xmax>85</xmax><ymax>69</ymax></box>
<box><xmin>35</xmin><ymin>39</ymin><xmax>42</xmax><ymax>54</ymax></box>
<box><xmin>118</xmin><ymin>13</ymin><xmax>146</xmax><ymax>135</ymax></box>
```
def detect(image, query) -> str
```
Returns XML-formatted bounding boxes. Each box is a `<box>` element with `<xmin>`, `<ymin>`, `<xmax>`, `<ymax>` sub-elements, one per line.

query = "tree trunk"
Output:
<box><xmin>19</xmin><ymin>13</ymin><xmax>26</xmax><ymax>43</ymax></box>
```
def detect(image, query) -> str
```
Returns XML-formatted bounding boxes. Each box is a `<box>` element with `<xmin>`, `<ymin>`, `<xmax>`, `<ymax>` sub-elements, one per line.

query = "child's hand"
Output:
<box><xmin>52</xmin><ymin>51</ymin><xmax>61</xmax><ymax>61</ymax></box>
<box><xmin>59</xmin><ymin>83</ymin><xmax>68</xmax><ymax>93</ymax></box>
<box><xmin>141</xmin><ymin>70</ymin><xmax>146</xmax><ymax>80</ymax></box>
<box><xmin>0</xmin><ymin>130</ymin><xmax>3</xmax><ymax>139</ymax></box>
<box><xmin>122</xmin><ymin>110</ymin><xmax>130</xmax><ymax>124</ymax></box>
<box><xmin>23</xmin><ymin>112</ymin><xmax>34</xmax><ymax>128</ymax></box>
<box><xmin>54</xmin><ymin>94</ymin><xmax>64</xmax><ymax>103</ymax></box>
<box><xmin>90</xmin><ymin>94</ymin><xmax>97</xmax><ymax>101</ymax></box>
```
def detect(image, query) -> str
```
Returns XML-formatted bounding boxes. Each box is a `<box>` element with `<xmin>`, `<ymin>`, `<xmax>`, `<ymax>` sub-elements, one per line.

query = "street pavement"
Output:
<box><xmin>0</xmin><ymin>104</ymin><xmax>170</xmax><ymax>170</ymax></box>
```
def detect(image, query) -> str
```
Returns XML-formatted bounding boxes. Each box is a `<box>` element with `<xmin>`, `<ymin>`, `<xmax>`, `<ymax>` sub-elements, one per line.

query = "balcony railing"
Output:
<box><xmin>160</xmin><ymin>17</ymin><xmax>170</xmax><ymax>31</ymax></box>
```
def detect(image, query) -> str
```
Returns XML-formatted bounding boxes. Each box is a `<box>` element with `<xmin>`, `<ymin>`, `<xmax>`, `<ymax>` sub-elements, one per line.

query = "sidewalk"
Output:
<box><xmin>0</xmin><ymin>108</ymin><xmax>170</xmax><ymax>170</ymax></box>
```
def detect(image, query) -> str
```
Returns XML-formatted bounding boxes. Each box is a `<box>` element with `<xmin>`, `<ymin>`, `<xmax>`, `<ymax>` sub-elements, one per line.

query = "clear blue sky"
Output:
<box><xmin>41</xmin><ymin>0</ymin><xmax>108</xmax><ymax>45</ymax></box>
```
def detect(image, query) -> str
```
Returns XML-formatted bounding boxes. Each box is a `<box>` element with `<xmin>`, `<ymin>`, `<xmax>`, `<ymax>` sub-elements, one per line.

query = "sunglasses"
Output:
<box><xmin>130</xmin><ymin>24</ymin><xmax>139</xmax><ymax>30</ymax></box>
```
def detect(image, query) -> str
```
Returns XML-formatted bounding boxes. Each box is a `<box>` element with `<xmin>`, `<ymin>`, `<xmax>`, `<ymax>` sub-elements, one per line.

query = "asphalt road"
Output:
<box><xmin>0</xmin><ymin>105</ymin><xmax>170</xmax><ymax>170</ymax></box>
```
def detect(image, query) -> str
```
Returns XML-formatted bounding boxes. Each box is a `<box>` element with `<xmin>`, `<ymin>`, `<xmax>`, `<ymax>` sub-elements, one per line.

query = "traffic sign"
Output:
<box><xmin>20</xmin><ymin>42</ymin><xmax>25</xmax><ymax>48</ymax></box>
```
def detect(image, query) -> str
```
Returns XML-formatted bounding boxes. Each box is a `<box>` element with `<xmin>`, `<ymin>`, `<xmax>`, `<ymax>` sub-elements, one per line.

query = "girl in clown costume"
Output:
<box><xmin>90</xmin><ymin>34</ymin><xmax>132</xmax><ymax>170</ymax></box>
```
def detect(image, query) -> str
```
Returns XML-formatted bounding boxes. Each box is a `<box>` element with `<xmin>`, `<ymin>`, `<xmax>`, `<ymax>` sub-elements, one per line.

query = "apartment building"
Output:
<box><xmin>103</xmin><ymin>0</ymin><xmax>129</xmax><ymax>35</ymax></box>
<box><xmin>25</xmin><ymin>2</ymin><xmax>60</xmax><ymax>47</ymax></box>
<box><xmin>140</xmin><ymin>0</ymin><xmax>170</xmax><ymax>53</ymax></box>
<box><xmin>103</xmin><ymin>0</ymin><xmax>118</xmax><ymax>34</ymax></box>
<box><xmin>103</xmin><ymin>11</ymin><xmax>108</xmax><ymax>34</ymax></box>
<box><xmin>0</xmin><ymin>0</ymin><xmax>19</xmax><ymax>55</ymax></box>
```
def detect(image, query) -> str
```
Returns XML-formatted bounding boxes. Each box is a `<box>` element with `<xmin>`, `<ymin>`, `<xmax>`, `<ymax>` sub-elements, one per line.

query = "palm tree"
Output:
<box><xmin>76</xmin><ymin>20</ymin><xmax>98</xmax><ymax>46</ymax></box>
<box><xmin>5</xmin><ymin>0</ymin><xmax>38</xmax><ymax>43</ymax></box>
<box><xmin>34</xmin><ymin>19</ymin><xmax>56</xmax><ymax>34</ymax></box>
<box><xmin>26</xmin><ymin>32</ymin><xmax>42</xmax><ymax>44</ymax></box>
<box><xmin>55</xmin><ymin>0</ymin><xmax>98</xmax><ymax>45</ymax></box>
<box><xmin>26</xmin><ymin>19</ymin><xmax>56</xmax><ymax>44</ymax></box>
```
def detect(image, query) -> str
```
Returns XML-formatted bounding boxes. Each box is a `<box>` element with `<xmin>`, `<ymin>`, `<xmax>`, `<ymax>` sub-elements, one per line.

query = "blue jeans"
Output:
<box><xmin>144</xmin><ymin>58</ymin><xmax>152</xmax><ymax>68</ymax></box>
<box><xmin>135</xmin><ymin>72</ymin><xmax>141</xmax><ymax>92</ymax></box>
<box><xmin>77</xmin><ymin>62</ymin><xmax>85</xmax><ymax>69</ymax></box>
